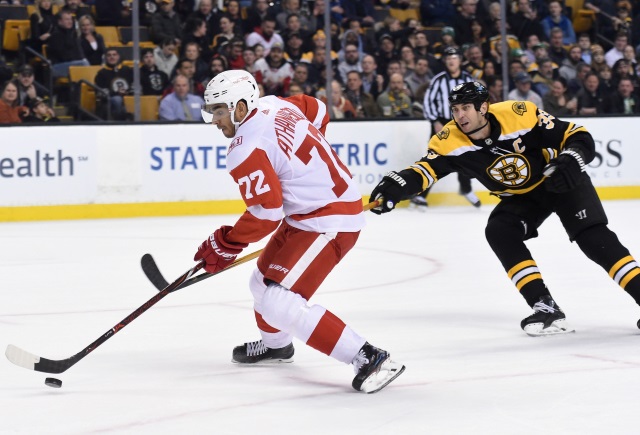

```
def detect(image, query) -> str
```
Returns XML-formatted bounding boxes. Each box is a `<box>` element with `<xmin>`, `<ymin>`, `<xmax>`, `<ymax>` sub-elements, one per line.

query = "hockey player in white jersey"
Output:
<box><xmin>196</xmin><ymin>70</ymin><xmax>405</xmax><ymax>393</ymax></box>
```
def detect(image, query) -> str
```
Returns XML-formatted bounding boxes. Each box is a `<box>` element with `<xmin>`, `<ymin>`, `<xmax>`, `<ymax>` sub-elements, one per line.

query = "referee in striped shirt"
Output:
<box><xmin>412</xmin><ymin>46</ymin><xmax>481</xmax><ymax>208</ymax></box>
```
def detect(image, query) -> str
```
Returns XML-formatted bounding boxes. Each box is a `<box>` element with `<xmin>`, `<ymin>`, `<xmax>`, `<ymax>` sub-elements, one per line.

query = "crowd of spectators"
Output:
<box><xmin>2</xmin><ymin>0</ymin><xmax>640</xmax><ymax>123</ymax></box>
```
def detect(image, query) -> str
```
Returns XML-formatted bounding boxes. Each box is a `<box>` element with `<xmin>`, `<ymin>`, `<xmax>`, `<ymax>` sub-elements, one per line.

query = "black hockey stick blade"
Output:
<box><xmin>141</xmin><ymin>253</ymin><xmax>170</xmax><ymax>289</ymax></box>
<box><xmin>5</xmin><ymin>261</ymin><xmax>204</xmax><ymax>374</ymax></box>
<box><xmin>141</xmin><ymin>250</ymin><xmax>262</xmax><ymax>291</ymax></box>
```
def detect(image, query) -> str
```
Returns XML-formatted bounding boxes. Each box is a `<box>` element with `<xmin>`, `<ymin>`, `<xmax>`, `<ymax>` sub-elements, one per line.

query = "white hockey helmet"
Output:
<box><xmin>202</xmin><ymin>70</ymin><xmax>260</xmax><ymax>125</ymax></box>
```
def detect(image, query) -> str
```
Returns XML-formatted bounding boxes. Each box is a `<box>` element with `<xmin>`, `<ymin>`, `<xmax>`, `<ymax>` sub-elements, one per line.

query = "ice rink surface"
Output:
<box><xmin>2</xmin><ymin>200</ymin><xmax>640</xmax><ymax>435</ymax></box>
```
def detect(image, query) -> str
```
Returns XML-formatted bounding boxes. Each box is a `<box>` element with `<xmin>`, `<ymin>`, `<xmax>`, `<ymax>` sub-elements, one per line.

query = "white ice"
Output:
<box><xmin>2</xmin><ymin>201</ymin><xmax>640</xmax><ymax>435</ymax></box>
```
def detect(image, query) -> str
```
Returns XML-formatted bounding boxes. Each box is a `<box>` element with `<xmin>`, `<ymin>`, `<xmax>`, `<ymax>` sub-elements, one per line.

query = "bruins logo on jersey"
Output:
<box><xmin>512</xmin><ymin>102</ymin><xmax>527</xmax><ymax>116</ymax></box>
<box><xmin>436</xmin><ymin>127</ymin><xmax>450</xmax><ymax>140</ymax></box>
<box><xmin>487</xmin><ymin>154</ymin><xmax>531</xmax><ymax>186</ymax></box>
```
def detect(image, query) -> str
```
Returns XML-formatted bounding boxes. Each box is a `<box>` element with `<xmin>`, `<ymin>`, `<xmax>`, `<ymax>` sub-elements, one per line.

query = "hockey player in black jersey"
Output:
<box><xmin>369</xmin><ymin>81</ymin><xmax>640</xmax><ymax>336</ymax></box>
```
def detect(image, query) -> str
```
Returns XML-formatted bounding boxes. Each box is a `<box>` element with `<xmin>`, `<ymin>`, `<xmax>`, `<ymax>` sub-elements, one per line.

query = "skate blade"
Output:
<box><xmin>360</xmin><ymin>359</ymin><xmax>406</xmax><ymax>394</ymax></box>
<box><xmin>408</xmin><ymin>203</ymin><xmax>428</xmax><ymax>212</ymax></box>
<box><xmin>523</xmin><ymin>319</ymin><xmax>575</xmax><ymax>337</ymax></box>
<box><xmin>231</xmin><ymin>357</ymin><xmax>294</xmax><ymax>365</ymax></box>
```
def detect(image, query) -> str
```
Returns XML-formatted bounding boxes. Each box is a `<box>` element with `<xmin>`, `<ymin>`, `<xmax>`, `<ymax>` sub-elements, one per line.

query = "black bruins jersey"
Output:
<box><xmin>405</xmin><ymin>100</ymin><xmax>595</xmax><ymax>197</ymax></box>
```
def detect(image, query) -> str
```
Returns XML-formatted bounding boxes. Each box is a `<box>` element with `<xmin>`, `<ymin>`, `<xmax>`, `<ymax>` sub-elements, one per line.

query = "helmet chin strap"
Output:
<box><xmin>463</xmin><ymin>111</ymin><xmax>489</xmax><ymax>136</ymax></box>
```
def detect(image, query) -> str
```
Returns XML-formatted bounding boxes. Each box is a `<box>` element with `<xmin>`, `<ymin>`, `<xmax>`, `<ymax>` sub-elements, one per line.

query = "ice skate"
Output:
<box><xmin>521</xmin><ymin>295</ymin><xmax>575</xmax><ymax>336</ymax></box>
<box><xmin>460</xmin><ymin>190</ymin><xmax>481</xmax><ymax>208</ymax></box>
<box><xmin>409</xmin><ymin>195</ymin><xmax>428</xmax><ymax>210</ymax></box>
<box><xmin>232</xmin><ymin>340</ymin><xmax>294</xmax><ymax>364</ymax></box>
<box><xmin>351</xmin><ymin>342</ymin><xmax>405</xmax><ymax>394</ymax></box>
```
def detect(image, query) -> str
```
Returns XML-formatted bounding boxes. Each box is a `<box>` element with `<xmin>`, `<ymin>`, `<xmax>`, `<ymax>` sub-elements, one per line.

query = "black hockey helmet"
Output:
<box><xmin>448</xmin><ymin>81</ymin><xmax>489</xmax><ymax>111</ymax></box>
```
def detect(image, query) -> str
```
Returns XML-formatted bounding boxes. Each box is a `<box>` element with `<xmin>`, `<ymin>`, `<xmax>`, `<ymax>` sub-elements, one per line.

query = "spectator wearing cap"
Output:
<box><xmin>22</xmin><ymin>97</ymin><xmax>60</xmax><ymax>123</ymax></box>
<box><xmin>253</xmin><ymin>41</ymin><xmax>295</xmax><ymax>96</ymax></box>
<box><xmin>245</xmin><ymin>16</ymin><xmax>283</xmax><ymax>56</ymax></box>
<box><xmin>341</xmin><ymin>0</ymin><xmax>375</xmax><ymax>27</ymax></box>
<box><xmin>420</xmin><ymin>0</ymin><xmax>455</xmax><ymax>27</ymax></box>
<box><xmin>300</xmin><ymin>30</ymin><xmax>339</xmax><ymax>63</ymax></box>
<box><xmin>337</xmin><ymin>43</ymin><xmax>362</xmax><ymax>83</ymax></box>
<box><xmin>13</xmin><ymin>65</ymin><xmax>49</xmax><ymax>107</ymax></box>
<box><xmin>532</xmin><ymin>58</ymin><xmax>555</xmax><ymax>96</ymax></box>
<box><xmin>0</xmin><ymin>81</ymin><xmax>27</xmax><ymax>124</ymax></box>
<box><xmin>541</xmin><ymin>0</ymin><xmax>576</xmax><ymax>45</ymax></box>
<box><xmin>508</xmin><ymin>71</ymin><xmax>544</xmax><ymax>108</ymax></box>
<box><xmin>79</xmin><ymin>15</ymin><xmax>106</xmax><ymax>66</ymax></box>
<box><xmin>159</xmin><ymin>74</ymin><xmax>205</xmax><ymax>121</ymax></box>
<box><xmin>140</xmin><ymin>48</ymin><xmax>170</xmax><ymax>96</ymax></box>
<box><xmin>47</xmin><ymin>10</ymin><xmax>90</xmax><ymax>78</ymax></box>
<box><xmin>432</xmin><ymin>26</ymin><xmax>457</xmax><ymax>59</ymax></box>
<box><xmin>345</xmin><ymin>70</ymin><xmax>381</xmax><ymax>118</ymax></box>
<box><xmin>150</xmin><ymin>0</ymin><xmax>183</xmax><ymax>46</ymax></box>
<box><xmin>95</xmin><ymin>48</ymin><xmax>134</xmax><ymax>120</ymax></box>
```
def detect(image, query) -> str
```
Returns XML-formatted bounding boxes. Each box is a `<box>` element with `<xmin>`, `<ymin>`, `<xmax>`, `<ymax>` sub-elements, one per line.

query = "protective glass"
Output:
<box><xmin>201</xmin><ymin>104</ymin><xmax>232</xmax><ymax>123</ymax></box>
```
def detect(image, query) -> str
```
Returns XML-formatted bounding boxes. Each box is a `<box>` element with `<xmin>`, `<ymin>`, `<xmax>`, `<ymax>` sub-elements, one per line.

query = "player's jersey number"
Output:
<box><xmin>295</xmin><ymin>124</ymin><xmax>352</xmax><ymax>197</ymax></box>
<box><xmin>238</xmin><ymin>170</ymin><xmax>270</xmax><ymax>199</ymax></box>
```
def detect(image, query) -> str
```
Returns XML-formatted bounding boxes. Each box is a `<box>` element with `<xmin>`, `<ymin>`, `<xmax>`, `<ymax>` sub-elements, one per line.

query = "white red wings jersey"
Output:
<box><xmin>224</xmin><ymin>95</ymin><xmax>365</xmax><ymax>245</ymax></box>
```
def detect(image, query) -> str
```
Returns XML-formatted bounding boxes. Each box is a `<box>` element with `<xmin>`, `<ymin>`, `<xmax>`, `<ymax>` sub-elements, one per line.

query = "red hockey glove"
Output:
<box><xmin>194</xmin><ymin>226</ymin><xmax>249</xmax><ymax>274</ymax></box>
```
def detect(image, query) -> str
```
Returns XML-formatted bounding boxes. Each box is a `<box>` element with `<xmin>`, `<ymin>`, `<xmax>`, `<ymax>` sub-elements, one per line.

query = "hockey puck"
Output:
<box><xmin>44</xmin><ymin>377</ymin><xmax>62</xmax><ymax>388</ymax></box>
<box><xmin>637</xmin><ymin>319</ymin><xmax>640</xmax><ymax>329</ymax></box>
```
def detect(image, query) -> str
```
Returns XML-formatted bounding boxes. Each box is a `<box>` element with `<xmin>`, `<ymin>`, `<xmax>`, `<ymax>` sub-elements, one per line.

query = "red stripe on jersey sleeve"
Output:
<box><xmin>289</xmin><ymin>199</ymin><xmax>363</xmax><ymax>221</ymax></box>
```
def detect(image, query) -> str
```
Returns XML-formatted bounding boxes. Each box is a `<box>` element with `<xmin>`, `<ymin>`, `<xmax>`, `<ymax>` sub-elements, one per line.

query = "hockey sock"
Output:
<box><xmin>486</xmin><ymin>213</ymin><xmax>550</xmax><ymax>307</ymax></box>
<box><xmin>575</xmin><ymin>225</ymin><xmax>640</xmax><ymax>305</ymax></box>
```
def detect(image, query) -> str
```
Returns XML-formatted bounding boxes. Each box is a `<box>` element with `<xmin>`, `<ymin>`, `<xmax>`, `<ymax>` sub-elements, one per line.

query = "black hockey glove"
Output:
<box><xmin>543</xmin><ymin>147</ymin><xmax>587</xmax><ymax>193</ymax></box>
<box><xmin>368</xmin><ymin>171</ymin><xmax>409</xmax><ymax>214</ymax></box>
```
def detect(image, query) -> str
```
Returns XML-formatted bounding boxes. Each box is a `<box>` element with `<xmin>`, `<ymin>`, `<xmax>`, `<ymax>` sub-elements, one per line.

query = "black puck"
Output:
<box><xmin>637</xmin><ymin>319</ymin><xmax>640</xmax><ymax>329</ymax></box>
<box><xmin>44</xmin><ymin>377</ymin><xmax>62</xmax><ymax>388</ymax></box>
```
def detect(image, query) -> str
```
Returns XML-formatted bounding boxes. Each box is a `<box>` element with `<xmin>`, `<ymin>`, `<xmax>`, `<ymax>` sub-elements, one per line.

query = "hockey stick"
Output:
<box><xmin>5</xmin><ymin>261</ymin><xmax>204</xmax><ymax>374</ymax></box>
<box><xmin>141</xmin><ymin>200</ymin><xmax>382</xmax><ymax>291</ymax></box>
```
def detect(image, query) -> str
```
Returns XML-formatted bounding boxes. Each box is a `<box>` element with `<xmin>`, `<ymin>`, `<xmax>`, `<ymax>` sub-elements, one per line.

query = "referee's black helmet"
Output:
<box><xmin>448</xmin><ymin>81</ymin><xmax>489</xmax><ymax>111</ymax></box>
